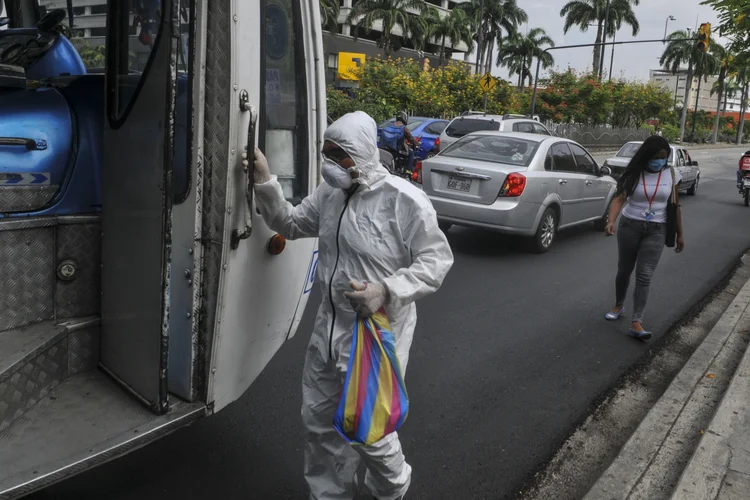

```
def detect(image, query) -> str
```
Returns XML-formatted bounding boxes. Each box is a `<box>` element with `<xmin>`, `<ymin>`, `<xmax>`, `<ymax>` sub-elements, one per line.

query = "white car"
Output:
<box><xmin>417</xmin><ymin>131</ymin><xmax>617</xmax><ymax>252</ymax></box>
<box><xmin>603</xmin><ymin>141</ymin><xmax>701</xmax><ymax>195</ymax></box>
<box><xmin>439</xmin><ymin>114</ymin><xmax>552</xmax><ymax>151</ymax></box>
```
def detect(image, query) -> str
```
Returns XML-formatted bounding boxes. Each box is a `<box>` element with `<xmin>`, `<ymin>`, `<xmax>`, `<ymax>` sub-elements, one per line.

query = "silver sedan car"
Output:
<box><xmin>418</xmin><ymin>131</ymin><xmax>617</xmax><ymax>252</ymax></box>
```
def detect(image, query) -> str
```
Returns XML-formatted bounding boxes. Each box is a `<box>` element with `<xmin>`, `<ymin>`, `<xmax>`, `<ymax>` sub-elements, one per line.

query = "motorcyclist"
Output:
<box><xmin>245</xmin><ymin>111</ymin><xmax>454</xmax><ymax>500</ymax></box>
<box><xmin>381</xmin><ymin>112</ymin><xmax>418</xmax><ymax>173</ymax></box>
<box><xmin>737</xmin><ymin>150</ymin><xmax>750</xmax><ymax>190</ymax></box>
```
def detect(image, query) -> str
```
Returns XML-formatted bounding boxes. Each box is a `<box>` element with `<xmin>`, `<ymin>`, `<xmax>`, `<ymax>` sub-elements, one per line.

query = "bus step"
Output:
<box><xmin>0</xmin><ymin>370</ymin><xmax>206</xmax><ymax>499</ymax></box>
<box><xmin>0</xmin><ymin>317</ymin><xmax>99</xmax><ymax>434</ymax></box>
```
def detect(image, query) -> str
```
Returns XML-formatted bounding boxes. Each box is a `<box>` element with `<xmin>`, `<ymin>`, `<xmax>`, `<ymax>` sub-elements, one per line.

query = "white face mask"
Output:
<box><xmin>322</xmin><ymin>158</ymin><xmax>354</xmax><ymax>190</ymax></box>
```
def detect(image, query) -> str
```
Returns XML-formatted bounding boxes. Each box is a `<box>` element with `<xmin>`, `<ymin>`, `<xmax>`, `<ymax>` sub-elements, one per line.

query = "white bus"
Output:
<box><xmin>0</xmin><ymin>0</ymin><xmax>323</xmax><ymax>496</ymax></box>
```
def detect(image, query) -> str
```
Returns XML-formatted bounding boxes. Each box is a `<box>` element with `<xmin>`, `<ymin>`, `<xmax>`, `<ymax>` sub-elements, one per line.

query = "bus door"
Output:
<box><xmin>203</xmin><ymin>0</ymin><xmax>324</xmax><ymax>412</ymax></box>
<box><xmin>100</xmin><ymin>0</ymin><xmax>184</xmax><ymax>413</ymax></box>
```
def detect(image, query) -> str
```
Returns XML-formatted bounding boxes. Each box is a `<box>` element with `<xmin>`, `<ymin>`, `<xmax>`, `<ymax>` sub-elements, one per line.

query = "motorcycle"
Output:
<box><xmin>739</xmin><ymin>154</ymin><xmax>750</xmax><ymax>206</ymax></box>
<box><xmin>379</xmin><ymin>138</ymin><xmax>422</xmax><ymax>179</ymax></box>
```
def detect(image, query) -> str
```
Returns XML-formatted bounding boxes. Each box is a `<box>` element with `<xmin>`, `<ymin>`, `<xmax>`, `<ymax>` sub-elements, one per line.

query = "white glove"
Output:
<box><xmin>242</xmin><ymin>147</ymin><xmax>272</xmax><ymax>184</ymax></box>
<box><xmin>344</xmin><ymin>280</ymin><xmax>389</xmax><ymax>318</ymax></box>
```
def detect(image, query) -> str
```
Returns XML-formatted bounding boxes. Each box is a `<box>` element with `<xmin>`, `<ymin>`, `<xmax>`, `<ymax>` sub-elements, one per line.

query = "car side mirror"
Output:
<box><xmin>600</xmin><ymin>166</ymin><xmax>612</xmax><ymax>177</ymax></box>
<box><xmin>691</xmin><ymin>160</ymin><xmax>699</xmax><ymax>166</ymax></box>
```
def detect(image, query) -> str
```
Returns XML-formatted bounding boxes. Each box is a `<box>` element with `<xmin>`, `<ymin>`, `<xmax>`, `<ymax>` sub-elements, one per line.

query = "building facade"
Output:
<box><xmin>650</xmin><ymin>69</ymin><xmax>744</xmax><ymax>115</ymax></box>
<box><xmin>325</xmin><ymin>0</ymin><xmax>473</xmax><ymax>85</ymax></box>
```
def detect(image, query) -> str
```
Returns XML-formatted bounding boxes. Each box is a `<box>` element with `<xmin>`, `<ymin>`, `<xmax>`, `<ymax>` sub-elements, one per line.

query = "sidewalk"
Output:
<box><xmin>583</xmin><ymin>276</ymin><xmax>750</xmax><ymax>499</ymax></box>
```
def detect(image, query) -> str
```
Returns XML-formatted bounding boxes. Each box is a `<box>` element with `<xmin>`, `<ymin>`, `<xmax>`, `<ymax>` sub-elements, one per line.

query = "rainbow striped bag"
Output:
<box><xmin>333</xmin><ymin>310</ymin><xmax>409</xmax><ymax>446</ymax></box>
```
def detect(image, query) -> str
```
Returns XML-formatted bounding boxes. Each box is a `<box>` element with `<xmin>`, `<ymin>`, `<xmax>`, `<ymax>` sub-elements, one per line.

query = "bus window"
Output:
<box><xmin>261</xmin><ymin>0</ymin><xmax>308</xmax><ymax>204</ymax></box>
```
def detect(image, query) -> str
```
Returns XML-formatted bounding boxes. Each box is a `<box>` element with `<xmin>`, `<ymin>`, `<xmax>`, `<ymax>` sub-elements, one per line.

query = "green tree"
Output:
<box><xmin>71</xmin><ymin>39</ymin><xmax>107</xmax><ymax>68</ymax></box>
<box><xmin>433</xmin><ymin>7</ymin><xmax>474</xmax><ymax>66</ymax></box>
<box><xmin>661</xmin><ymin>30</ymin><xmax>720</xmax><ymax>142</ymax></box>
<box><xmin>346</xmin><ymin>0</ymin><xmax>427</xmax><ymax>57</ymax></box>
<box><xmin>560</xmin><ymin>0</ymin><xmax>640</xmax><ymax>78</ymax></box>
<box><xmin>497</xmin><ymin>27</ymin><xmax>555</xmax><ymax>91</ymax></box>
<box><xmin>458</xmin><ymin>0</ymin><xmax>528</xmax><ymax>75</ymax></box>
<box><xmin>319</xmin><ymin>0</ymin><xmax>340</xmax><ymax>32</ymax></box>
<box><xmin>710</xmin><ymin>43</ymin><xmax>730</xmax><ymax>143</ymax></box>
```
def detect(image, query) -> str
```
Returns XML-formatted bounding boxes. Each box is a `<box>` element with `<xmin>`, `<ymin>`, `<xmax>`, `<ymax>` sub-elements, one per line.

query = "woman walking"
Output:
<box><xmin>604</xmin><ymin>136</ymin><xmax>685</xmax><ymax>340</ymax></box>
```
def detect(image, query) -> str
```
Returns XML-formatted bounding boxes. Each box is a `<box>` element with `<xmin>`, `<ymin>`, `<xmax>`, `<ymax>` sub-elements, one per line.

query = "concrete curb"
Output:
<box><xmin>670</xmin><ymin>325</ymin><xmax>750</xmax><ymax>499</ymax></box>
<box><xmin>583</xmin><ymin>275</ymin><xmax>750</xmax><ymax>499</ymax></box>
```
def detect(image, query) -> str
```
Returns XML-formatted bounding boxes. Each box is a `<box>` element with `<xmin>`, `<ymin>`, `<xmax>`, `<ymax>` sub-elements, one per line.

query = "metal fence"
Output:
<box><xmin>545</xmin><ymin>122</ymin><xmax>653</xmax><ymax>149</ymax></box>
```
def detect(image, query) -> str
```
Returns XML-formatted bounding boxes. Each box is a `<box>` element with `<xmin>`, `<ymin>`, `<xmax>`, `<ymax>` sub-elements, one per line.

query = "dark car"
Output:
<box><xmin>377</xmin><ymin>116</ymin><xmax>449</xmax><ymax>159</ymax></box>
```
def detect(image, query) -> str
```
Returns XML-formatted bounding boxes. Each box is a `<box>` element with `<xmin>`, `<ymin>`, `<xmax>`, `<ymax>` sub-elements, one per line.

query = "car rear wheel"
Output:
<box><xmin>594</xmin><ymin>201</ymin><xmax>610</xmax><ymax>231</ymax></box>
<box><xmin>530</xmin><ymin>208</ymin><xmax>557</xmax><ymax>253</ymax></box>
<box><xmin>687</xmin><ymin>176</ymin><xmax>699</xmax><ymax>196</ymax></box>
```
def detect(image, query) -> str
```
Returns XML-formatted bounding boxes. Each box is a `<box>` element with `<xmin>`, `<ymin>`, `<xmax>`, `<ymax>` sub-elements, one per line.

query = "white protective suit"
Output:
<box><xmin>254</xmin><ymin>111</ymin><xmax>454</xmax><ymax>500</ymax></box>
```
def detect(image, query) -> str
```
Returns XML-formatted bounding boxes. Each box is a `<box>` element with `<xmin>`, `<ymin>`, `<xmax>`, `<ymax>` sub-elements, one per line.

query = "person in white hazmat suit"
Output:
<box><xmin>245</xmin><ymin>111</ymin><xmax>453</xmax><ymax>500</ymax></box>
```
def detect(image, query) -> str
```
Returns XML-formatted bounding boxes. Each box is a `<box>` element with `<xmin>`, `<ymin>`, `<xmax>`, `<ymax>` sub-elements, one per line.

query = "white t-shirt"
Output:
<box><xmin>621</xmin><ymin>168</ymin><xmax>681</xmax><ymax>224</ymax></box>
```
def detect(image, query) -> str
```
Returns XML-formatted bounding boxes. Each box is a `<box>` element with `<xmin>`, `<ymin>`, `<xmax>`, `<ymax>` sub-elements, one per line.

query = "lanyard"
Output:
<box><xmin>641</xmin><ymin>169</ymin><xmax>664</xmax><ymax>212</ymax></box>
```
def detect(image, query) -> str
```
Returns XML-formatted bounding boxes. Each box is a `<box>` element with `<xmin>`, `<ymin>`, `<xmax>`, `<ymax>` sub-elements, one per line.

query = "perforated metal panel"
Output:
<box><xmin>0</xmin><ymin>226</ymin><xmax>55</xmax><ymax>331</ymax></box>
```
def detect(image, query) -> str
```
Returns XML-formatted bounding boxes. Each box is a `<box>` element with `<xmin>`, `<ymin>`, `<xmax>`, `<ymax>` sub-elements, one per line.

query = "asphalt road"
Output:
<box><xmin>29</xmin><ymin>147</ymin><xmax>750</xmax><ymax>500</ymax></box>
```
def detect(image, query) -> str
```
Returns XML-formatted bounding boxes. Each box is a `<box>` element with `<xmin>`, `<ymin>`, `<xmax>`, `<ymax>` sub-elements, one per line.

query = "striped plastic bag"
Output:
<box><xmin>333</xmin><ymin>310</ymin><xmax>409</xmax><ymax>446</ymax></box>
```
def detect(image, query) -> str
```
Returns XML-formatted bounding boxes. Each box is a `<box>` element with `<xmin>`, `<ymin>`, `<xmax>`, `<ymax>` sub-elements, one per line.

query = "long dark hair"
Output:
<box><xmin>616</xmin><ymin>135</ymin><xmax>672</xmax><ymax>196</ymax></box>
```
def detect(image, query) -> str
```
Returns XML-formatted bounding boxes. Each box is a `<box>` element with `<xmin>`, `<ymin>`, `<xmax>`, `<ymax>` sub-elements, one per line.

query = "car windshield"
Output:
<box><xmin>441</xmin><ymin>136</ymin><xmax>540</xmax><ymax>166</ymax></box>
<box><xmin>444</xmin><ymin>118</ymin><xmax>501</xmax><ymax>138</ymax></box>
<box><xmin>616</xmin><ymin>143</ymin><xmax>642</xmax><ymax>158</ymax></box>
<box><xmin>378</xmin><ymin>119</ymin><xmax>424</xmax><ymax>131</ymax></box>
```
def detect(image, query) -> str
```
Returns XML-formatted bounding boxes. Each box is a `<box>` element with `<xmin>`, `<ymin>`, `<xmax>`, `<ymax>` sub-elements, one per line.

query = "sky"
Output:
<box><xmin>485</xmin><ymin>0</ymin><xmax>722</xmax><ymax>83</ymax></box>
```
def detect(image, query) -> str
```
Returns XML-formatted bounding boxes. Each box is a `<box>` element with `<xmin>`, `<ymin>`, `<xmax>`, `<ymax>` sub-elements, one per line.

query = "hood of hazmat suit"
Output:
<box><xmin>253</xmin><ymin>111</ymin><xmax>453</xmax><ymax>500</ymax></box>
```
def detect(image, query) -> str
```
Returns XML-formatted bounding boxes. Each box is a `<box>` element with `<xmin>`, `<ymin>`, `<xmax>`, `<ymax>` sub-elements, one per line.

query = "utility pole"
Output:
<box><xmin>608</xmin><ymin>31</ymin><xmax>616</xmax><ymax>81</ymax></box>
<box><xmin>475</xmin><ymin>0</ymin><xmax>485</xmax><ymax>74</ymax></box>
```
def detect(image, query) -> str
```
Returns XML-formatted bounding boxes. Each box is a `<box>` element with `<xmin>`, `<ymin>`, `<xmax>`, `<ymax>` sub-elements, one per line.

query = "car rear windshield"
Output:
<box><xmin>441</xmin><ymin>136</ymin><xmax>540</xmax><ymax>167</ymax></box>
<box><xmin>444</xmin><ymin>118</ymin><xmax>501</xmax><ymax>138</ymax></box>
<box><xmin>616</xmin><ymin>143</ymin><xmax>642</xmax><ymax>158</ymax></box>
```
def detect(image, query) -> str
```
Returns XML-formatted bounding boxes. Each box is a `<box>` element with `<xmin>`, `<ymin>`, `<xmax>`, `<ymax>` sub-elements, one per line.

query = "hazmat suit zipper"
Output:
<box><xmin>328</xmin><ymin>189</ymin><xmax>356</xmax><ymax>361</ymax></box>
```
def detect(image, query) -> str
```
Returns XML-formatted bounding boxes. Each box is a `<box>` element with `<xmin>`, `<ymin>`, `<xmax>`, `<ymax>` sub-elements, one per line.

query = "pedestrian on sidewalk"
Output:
<box><xmin>245</xmin><ymin>111</ymin><xmax>454</xmax><ymax>500</ymax></box>
<box><xmin>604</xmin><ymin>135</ymin><xmax>685</xmax><ymax>340</ymax></box>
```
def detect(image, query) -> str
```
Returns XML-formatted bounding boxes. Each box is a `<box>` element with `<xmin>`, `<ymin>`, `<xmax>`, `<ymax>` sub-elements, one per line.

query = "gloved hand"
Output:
<box><xmin>242</xmin><ymin>147</ymin><xmax>272</xmax><ymax>184</ymax></box>
<box><xmin>344</xmin><ymin>280</ymin><xmax>389</xmax><ymax>317</ymax></box>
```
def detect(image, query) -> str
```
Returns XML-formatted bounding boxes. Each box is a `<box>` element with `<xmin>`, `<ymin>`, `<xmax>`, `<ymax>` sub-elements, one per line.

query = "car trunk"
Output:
<box><xmin>422</xmin><ymin>156</ymin><xmax>527</xmax><ymax>205</ymax></box>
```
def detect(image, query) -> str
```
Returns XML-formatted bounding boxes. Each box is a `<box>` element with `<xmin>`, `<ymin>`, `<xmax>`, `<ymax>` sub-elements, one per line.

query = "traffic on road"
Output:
<box><xmin>28</xmin><ymin>145</ymin><xmax>750</xmax><ymax>499</ymax></box>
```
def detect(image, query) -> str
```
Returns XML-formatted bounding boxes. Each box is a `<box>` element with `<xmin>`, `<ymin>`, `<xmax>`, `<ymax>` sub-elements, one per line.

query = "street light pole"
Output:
<box><xmin>663</xmin><ymin>15</ymin><xmax>676</xmax><ymax>43</ymax></box>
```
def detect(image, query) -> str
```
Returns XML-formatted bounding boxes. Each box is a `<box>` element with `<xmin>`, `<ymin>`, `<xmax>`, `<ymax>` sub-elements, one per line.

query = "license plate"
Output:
<box><xmin>447</xmin><ymin>176</ymin><xmax>472</xmax><ymax>192</ymax></box>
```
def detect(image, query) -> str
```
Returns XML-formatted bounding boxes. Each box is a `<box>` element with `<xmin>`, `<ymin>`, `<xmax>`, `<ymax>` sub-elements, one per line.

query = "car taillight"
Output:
<box><xmin>434</xmin><ymin>137</ymin><xmax>440</xmax><ymax>151</ymax></box>
<box><xmin>499</xmin><ymin>173</ymin><xmax>526</xmax><ymax>197</ymax></box>
<box><xmin>412</xmin><ymin>161</ymin><xmax>423</xmax><ymax>184</ymax></box>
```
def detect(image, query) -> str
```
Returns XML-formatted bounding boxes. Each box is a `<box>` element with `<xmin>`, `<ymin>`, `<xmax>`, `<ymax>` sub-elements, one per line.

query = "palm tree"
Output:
<box><xmin>346</xmin><ymin>0</ymin><xmax>428</xmax><ymax>57</ymax></box>
<box><xmin>459</xmin><ymin>0</ymin><xmax>528</xmax><ymax>75</ymax></box>
<box><xmin>560</xmin><ymin>0</ymin><xmax>640</xmax><ymax>78</ymax></box>
<box><xmin>408</xmin><ymin>5</ymin><xmax>440</xmax><ymax>54</ymax></box>
<box><xmin>709</xmin><ymin>43</ymin><xmax>730</xmax><ymax>143</ymax></box>
<box><xmin>661</xmin><ymin>30</ymin><xmax>720</xmax><ymax>142</ymax></box>
<box><xmin>433</xmin><ymin>7</ymin><xmax>474</xmax><ymax>66</ymax></box>
<box><xmin>319</xmin><ymin>0</ymin><xmax>340</xmax><ymax>33</ymax></box>
<box><xmin>497</xmin><ymin>28</ymin><xmax>555</xmax><ymax>91</ymax></box>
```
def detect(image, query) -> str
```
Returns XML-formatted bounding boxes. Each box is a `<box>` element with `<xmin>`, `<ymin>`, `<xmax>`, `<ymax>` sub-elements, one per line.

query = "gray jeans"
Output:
<box><xmin>616</xmin><ymin>216</ymin><xmax>665</xmax><ymax>323</ymax></box>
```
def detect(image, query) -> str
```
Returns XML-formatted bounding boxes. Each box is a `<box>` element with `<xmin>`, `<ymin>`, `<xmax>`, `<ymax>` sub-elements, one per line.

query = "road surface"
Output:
<box><xmin>29</xmin><ymin>147</ymin><xmax>750</xmax><ymax>500</ymax></box>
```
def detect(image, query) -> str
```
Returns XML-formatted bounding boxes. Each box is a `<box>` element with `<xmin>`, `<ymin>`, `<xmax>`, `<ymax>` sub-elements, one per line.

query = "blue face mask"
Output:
<box><xmin>646</xmin><ymin>158</ymin><xmax>667</xmax><ymax>173</ymax></box>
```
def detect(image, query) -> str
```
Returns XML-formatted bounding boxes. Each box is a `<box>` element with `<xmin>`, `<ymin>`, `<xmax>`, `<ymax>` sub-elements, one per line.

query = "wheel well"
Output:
<box><xmin>547</xmin><ymin>202</ymin><xmax>561</xmax><ymax>225</ymax></box>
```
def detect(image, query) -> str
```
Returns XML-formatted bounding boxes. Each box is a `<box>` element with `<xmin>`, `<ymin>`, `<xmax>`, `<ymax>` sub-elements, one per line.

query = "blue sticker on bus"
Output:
<box><xmin>304</xmin><ymin>250</ymin><xmax>318</xmax><ymax>294</ymax></box>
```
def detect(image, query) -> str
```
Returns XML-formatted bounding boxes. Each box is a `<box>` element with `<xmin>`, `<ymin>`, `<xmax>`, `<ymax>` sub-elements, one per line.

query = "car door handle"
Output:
<box><xmin>585</xmin><ymin>180</ymin><xmax>593</xmax><ymax>186</ymax></box>
<box><xmin>558</xmin><ymin>179</ymin><xmax>568</xmax><ymax>185</ymax></box>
